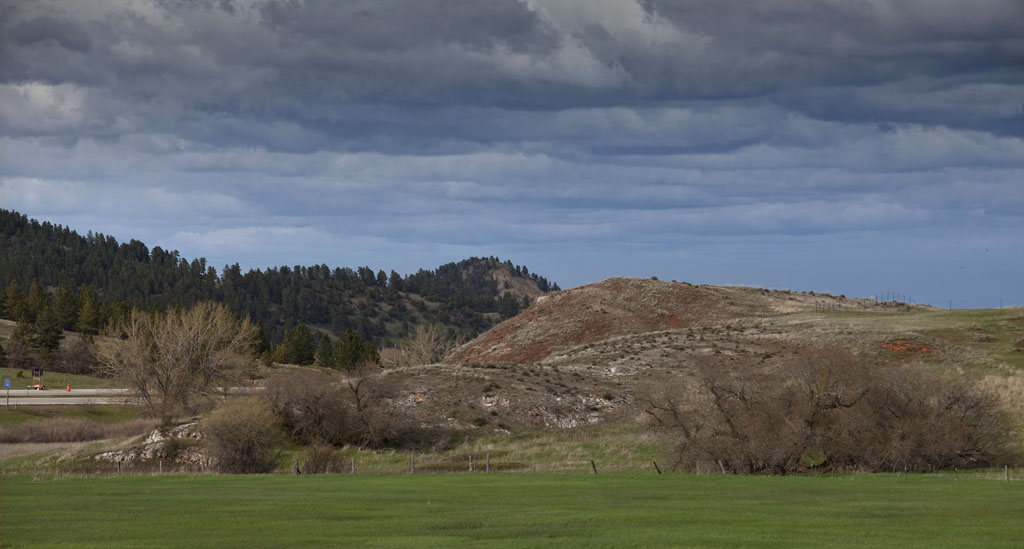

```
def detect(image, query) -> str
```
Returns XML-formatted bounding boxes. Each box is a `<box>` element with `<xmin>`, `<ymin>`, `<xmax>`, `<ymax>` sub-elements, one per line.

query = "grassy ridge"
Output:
<box><xmin>1</xmin><ymin>473</ymin><xmax>1021</xmax><ymax>547</ymax></box>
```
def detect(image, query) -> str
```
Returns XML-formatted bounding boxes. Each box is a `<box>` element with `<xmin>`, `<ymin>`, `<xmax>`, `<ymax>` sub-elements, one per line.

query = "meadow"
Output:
<box><xmin>1</xmin><ymin>472</ymin><xmax>1021</xmax><ymax>547</ymax></box>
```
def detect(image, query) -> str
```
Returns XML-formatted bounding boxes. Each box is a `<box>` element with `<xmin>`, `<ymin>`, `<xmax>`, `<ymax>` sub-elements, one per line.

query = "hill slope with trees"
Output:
<box><xmin>0</xmin><ymin>209</ymin><xmax>558</xmax><ymax>351</ymax></box>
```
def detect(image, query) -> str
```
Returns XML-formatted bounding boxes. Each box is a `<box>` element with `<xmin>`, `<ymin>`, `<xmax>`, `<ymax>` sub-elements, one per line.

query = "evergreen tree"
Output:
<box><xmin>388</xmin><ymin>270</ymin><xmax>404</xmax><ymax>291</ymax></box>
<box><xmin>2</xmin><ymin>279</ymin><xmax>25</xmax><ymax>321</ymax></box>
<box><xmin>33</xmin><ymin>303</ymin><xmax>64</xmax><ymax>360</ymax></box>
<box><xmin>25</xmin><ymin>279</ymin><xmax>48</xmax><ymax>323</ymax></box>
<box><xmin>497</xmin><ymin>292</ymin><xmax>520</xmax><ymax>319</ymax></box>
<box><xmin>335</xmin><ymin>330</ymin><xmax>380</xmax><ymax>371</ymax></box>
<box><xmin>53</xmin><ymin>283</ymin><xmax>79</xmax><ymax>331</ymax></box>
<box><xmin>335</xmin><ymin>330</ymin><xmax>363</xmax><ymax>369</ymax></box>
<box><xmin>253</xmin><ymin>322</ymin><xmax>272</xmax><ymax>355</ymax></box>
<box><xmin>77</xmin><ymin>287</ymin><xmax>100</xmax><ymax>335</ymax></box>
<box><xmin>11</xmin><ymin>312</ymin><xmax>38</xmax><ymax>355</ymax></box>
<box><xmin>314</xmin><ymin>335</ymin><xmax>336</xmax><ymax>369</ymax></box>
<box><xmin>282</xmin><ymin>324</ymin><xmax>315</xmax><ymax>365</ymax></box>
<box><xmin>107</xmin><ymin>298</ymin><xmax>130</xmax><ymax>328</ymax></box>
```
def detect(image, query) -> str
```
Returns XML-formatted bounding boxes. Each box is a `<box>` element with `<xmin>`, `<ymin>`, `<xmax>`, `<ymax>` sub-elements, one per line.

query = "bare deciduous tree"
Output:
<box><xmin>93</xmin><ymin>302</ymin><xmax>257</xmax><ymax>420</ymax></box>
<box><xmin>381</xmin><ymin>324</ymin><xmax>460</xmax><ymax>368</ymax></box>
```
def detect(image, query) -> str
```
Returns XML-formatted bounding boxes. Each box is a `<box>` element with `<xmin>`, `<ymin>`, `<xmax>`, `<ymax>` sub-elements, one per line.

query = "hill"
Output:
<box><xmin>0</xmin><ymin>209</ymin><xmax>558</xmax><ymax>344</ymax></box>
<box><xmin>391</xmin><ymin>277</ymin><xmax>1021</xmax><ymax>434</ymax></box>
<box><xmin>447</xmin><ymin>277</ymin><xmax>928</xmax><ymax>365</ymax></box>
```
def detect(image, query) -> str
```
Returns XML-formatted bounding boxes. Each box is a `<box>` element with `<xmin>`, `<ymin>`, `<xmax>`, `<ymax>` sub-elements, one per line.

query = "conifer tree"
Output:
<box><xmin>77</xmin><ymin>287</ymin><xmax>100</xmax><ymax>335</ymax></box>
<box><xmin>25</xmin><ymin>279</ymin><xmax>48</xmax><ymax>324</ymax></box>
<box><xmin>33</xmin><ymin>304</ymin><xmax>64</xmax><ymax>360</ymax></box>
<box><xmin>282</xmin><ymin>324</ymin><xmax>315</xmax><ymax>365</ymax></box>
<box><xmin>53</xmin><ymin>283</ymin><xmax>79</xmax><ymax>331</ymax></box>
<box><xmin>314</xmin><ymin>335</ymin><xmax>336</xmax><ymax>369</ymax></box>
<box><xmin>4</xmin><ymin>280</ymin><xmax>25</xmax><ymax>320</ymax></box>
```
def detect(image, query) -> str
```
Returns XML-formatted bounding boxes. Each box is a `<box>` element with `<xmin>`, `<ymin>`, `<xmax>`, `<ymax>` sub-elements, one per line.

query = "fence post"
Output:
<box><xmin>1006</xmin><ymin>465</ymin><xmax>1010</xmax><ymax>483</ymax></box>
<box><xmin>486</xmin><ymin>453</ymin><xmax>490</xmax><ymax>473</ymax></box>
<box><xmin>410</xmin><ymin>454</ymin><xmax>415</xmax><ymax>474</ymax></box>
<box><xmin>350</xmin><ymin>457</ymin><xmax>355</xmax><ymax>475</ymax></box>
<box><xmin>469</xmin><ymin>455</ymin><xmax>474</xmax><ymax>473</ymax></box>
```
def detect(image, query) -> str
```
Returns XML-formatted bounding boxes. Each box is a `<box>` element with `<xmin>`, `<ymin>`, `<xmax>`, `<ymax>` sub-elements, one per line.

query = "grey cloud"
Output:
<box><xmin>8</xmin><ymin>15</ymin><xmax>92</xmax><ymax>52</ymax></box>
<box><xmin>3</xmin><ymin>0</ymin><xmax>1021</xmax><ymax>152</ymax></box>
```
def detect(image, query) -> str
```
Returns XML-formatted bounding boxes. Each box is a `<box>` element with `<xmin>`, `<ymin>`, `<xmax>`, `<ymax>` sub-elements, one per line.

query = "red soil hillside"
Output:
<box><xmin>447</xmin><ymin>277</ymin><xmax>754</xmax><ymax>365</ymax></box>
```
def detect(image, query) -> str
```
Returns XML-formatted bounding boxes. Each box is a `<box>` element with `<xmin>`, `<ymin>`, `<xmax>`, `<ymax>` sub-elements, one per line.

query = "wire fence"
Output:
<box><xmin>7</xmin><ymin>458</ymin><xmax>1024</xmax><ymax>482</ymax></box>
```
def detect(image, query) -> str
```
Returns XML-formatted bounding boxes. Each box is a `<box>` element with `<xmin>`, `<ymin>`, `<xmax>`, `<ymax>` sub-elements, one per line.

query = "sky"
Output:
<box><xmin>1</xmin><ymin>0</ymin><xmax>1022</xmax><ymax>308</ymax></box>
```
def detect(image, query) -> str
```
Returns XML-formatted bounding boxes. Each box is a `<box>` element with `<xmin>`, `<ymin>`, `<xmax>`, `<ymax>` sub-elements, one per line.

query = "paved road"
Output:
<box><xmin>5</xmin><ymin>388</ymin><xmax>133</xmax><ymax>397</ymax></box>
<box><xmin>2</xmin><ymin>387</ymin><xmax>260</xmax><ymax>406</ymax></box>
<box><xmin>3</xmin><ymin>396</ymin><xmax>131</xmax><ymax>406</ymax></box>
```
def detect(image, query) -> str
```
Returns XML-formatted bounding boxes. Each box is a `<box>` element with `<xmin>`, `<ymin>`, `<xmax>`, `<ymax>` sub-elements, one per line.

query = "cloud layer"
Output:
<box><xmin>2</xmin><ymin>0</ymin><xmax>1022</xmax><ymax>307</ymax></box>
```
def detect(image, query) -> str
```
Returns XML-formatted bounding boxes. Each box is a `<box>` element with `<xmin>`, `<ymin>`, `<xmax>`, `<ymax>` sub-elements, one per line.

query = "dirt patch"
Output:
<box><xmin>879</xmin><ymin>339</ymin><xmax>934</xmax><ymax>355</ymax></box>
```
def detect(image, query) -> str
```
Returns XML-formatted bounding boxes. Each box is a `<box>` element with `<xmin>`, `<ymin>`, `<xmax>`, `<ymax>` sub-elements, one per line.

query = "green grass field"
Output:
<box><xmin>0</xmin><ymin>367</ymin><xmax>118</xmax><ymax>390</ymax></box>
<box><xmin>1</xmin><ymin>473</ymin><xmax>1021</xmax><ymax>547</ymax></box>
<box><xmin>0</xmin><ymin>404</ymin><xmax>143</xmax><ymax>427</ymax></box>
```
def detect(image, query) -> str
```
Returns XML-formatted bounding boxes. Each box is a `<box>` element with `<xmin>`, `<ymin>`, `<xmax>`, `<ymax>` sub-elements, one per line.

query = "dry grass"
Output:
<box><xmin>0</xmin><ymin>417</ymin><xmax>158</xmax><ymax>443</ymax></box>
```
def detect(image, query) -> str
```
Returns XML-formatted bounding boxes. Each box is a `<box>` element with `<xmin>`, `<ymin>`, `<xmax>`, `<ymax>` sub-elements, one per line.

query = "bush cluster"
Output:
<box><xmin>643</xmin><ymin>350</ymin><xmax>1014</xmax><ymax>474</ymax></box>
<box><xmin>266</xmin><ymin>368</ymin><xmax>438</xmax><ymax>449</ymax></box>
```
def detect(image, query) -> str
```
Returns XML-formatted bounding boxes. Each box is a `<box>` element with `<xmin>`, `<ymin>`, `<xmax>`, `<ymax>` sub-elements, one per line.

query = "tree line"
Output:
<box><xmin>0</xmin><ymin>209</ymin><xmax>556</xmax><ymax>349</ymax></box>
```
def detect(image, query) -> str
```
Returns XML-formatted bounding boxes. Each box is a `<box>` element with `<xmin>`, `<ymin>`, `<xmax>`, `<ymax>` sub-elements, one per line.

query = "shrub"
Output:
<box><xmin>265</xmin><ymin>368</ymin><xmax>446</xmax><ymax>450</ymax></box>
<box><xmin>162</xmin><ymin>436</ymin><xmax>198</xmax><ymax>461</ymax></box>
<box><xmin>203</xmin><ymin>398</ymin><xmax>286</xmax><ymax>474</ymax></box>
<box><xmin>301</xmin><ymin>445</ymin><xmax>349</xmax><ymax>474</ymax></box>
<box><xmin>266</xmin><ymin>370</ymin><xmax>352</xmax><ymax>446</ymax></box>
<box><xmin>642</xmin><ymin>349</ymin><xmax>1014</xmax><ymax>474</ymax></box>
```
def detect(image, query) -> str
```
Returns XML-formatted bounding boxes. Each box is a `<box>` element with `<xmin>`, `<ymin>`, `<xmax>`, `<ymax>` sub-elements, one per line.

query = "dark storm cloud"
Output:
<box><xmin>8</xmin><ymin>15</ymin><xmax>93</xmax><ymax>52</ymax></box>
<box><xmin>3</xmin><ymin>0</ymin><xmax>1021</xmax><ymax>149</ymax></box>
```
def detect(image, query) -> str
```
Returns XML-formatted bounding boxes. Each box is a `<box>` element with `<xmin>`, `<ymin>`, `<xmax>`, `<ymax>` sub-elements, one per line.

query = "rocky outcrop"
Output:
<box><xmin>94</xmin><ymin>422</ymin><xmax>210</xmax><ymax>465</ymax></box>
